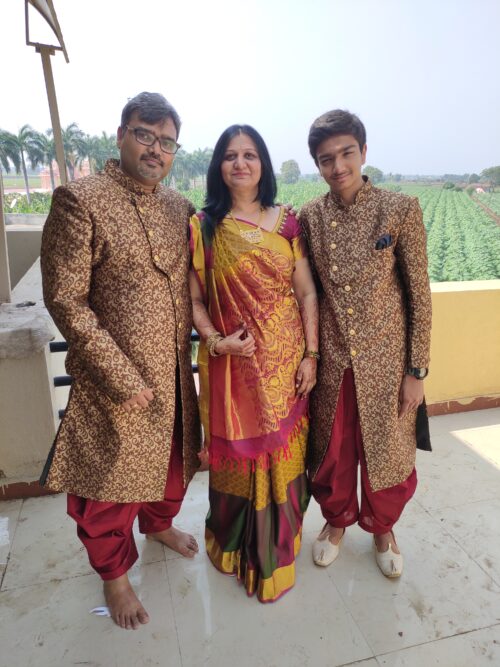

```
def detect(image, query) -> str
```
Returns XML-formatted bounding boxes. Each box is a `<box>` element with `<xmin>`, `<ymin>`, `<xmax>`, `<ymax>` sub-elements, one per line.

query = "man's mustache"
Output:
<box><xmin>141</xmin><ymin>153</ymin><xmax>163</xmax><ymax>167</ymax></box>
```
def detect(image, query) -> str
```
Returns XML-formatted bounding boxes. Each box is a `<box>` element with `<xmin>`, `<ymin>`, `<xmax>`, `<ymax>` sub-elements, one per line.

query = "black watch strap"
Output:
<box><xmin>407</xmin><ymin>367</ymin><xmax>428</xmax><ymax>380</ymax></box>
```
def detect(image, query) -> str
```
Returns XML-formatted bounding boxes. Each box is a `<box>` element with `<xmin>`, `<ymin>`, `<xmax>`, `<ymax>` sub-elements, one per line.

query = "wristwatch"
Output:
<box><xmin>406</xmin><ymin>367</ymin><xmax>428</xmax><ymax>380</ymax></box>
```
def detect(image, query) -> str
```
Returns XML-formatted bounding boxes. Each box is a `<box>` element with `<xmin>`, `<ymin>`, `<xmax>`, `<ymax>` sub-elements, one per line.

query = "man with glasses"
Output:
<box><xmin>40</xmin><ymin>92</ymin><xmax>201</xmax><ymax>630</ymax></box>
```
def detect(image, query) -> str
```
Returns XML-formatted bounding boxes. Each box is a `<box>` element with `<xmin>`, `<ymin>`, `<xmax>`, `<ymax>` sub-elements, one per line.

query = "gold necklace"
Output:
<box><xmin>229</xmin><ymin>207</ymin><xmax>265</xmax><ymax>244</ymax></box>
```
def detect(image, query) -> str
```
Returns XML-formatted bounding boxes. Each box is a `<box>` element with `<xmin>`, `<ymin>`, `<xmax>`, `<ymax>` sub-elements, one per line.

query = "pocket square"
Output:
<box><xmin>375</xmin><ymin>234</ymin><xmax>393</xmax><ymax>250</ymax></box>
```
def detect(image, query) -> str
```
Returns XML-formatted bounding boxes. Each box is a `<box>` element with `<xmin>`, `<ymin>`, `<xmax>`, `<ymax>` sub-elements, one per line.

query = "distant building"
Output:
<box><xmin>40</xmin><ymin>159</ymin><xmax>91</xmax><ymax>190</ymax></box>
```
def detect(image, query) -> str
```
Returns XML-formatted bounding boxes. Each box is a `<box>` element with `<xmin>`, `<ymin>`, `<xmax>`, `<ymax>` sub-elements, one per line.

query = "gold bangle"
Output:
<box><xmin>304</xmin><ymin>350</ymin><xmax>320</xmax><ymax>360</ymax></box>
<box><xmin>207</xmin><ymin>332</ymin><xmax>223</xmax><ymax>357</ymax></box>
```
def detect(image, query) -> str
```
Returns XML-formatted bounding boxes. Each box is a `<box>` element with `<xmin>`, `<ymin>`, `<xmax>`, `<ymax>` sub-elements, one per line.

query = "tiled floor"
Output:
<box><xmin>1</xmin><ymin>409</ymin><xmax>499</xmax><ymax>667</ymax></box>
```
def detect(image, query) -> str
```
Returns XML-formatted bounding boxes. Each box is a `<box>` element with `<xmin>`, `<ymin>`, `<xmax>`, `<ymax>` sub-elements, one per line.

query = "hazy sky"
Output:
<box><xmin>1</xmin><ymin>0</ymin><xmax>499</xmax><ymax>175</ymax></box>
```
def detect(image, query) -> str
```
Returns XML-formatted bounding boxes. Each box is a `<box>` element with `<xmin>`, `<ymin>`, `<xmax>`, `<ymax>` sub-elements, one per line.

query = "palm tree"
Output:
<box><xmin>169</xmin><ymin>149</ymin><xmax>189</xmax><ymax>188</ymax></box>
<box><xmin>32</xmin><ymin>131</ymin><xmax>57</xmax><ymax>190</ymax></box>
<box><xmin>95</xmin><ymin>132</ymin><xmax>119</xmax><ymax>171</ymax></box>
<box><xmin>48</xmin><ymin>123</ymin><xmax>85</xmax><ymax>181</ymax></box>
<box><xmin>9</xmin><ymin>125</ymin><xmax>40</xmax><ymax>203</ymax></box>
<box><xmin>192</xmin><ymin>147</ymin><xmax>213</xmax><ymax>187</ymax></box>
<box><xmin>81</xmin><ymin>132</ymin><xmax>119</xmax><ymax>174</ymax></box>
<box><xmin>77</xmin><ymin>134</ymin><xmax>99</xmax><ymax>175</ymax></box>
<box><xmin>0</xmin><ymin>130</ymin><xmax>21</xmax><ymax>175</ymax></box>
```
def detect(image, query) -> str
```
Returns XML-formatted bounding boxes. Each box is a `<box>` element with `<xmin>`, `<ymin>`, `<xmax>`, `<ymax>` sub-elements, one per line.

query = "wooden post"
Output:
<box><xmin>0</xmin><ymin>175</ymin><xmax>12</xmax><ymax>303</ymax></box>
<box><xmin>38</xmin><ymin>45</ymin><xmax>67</xmax><ymax>186</ymax></box>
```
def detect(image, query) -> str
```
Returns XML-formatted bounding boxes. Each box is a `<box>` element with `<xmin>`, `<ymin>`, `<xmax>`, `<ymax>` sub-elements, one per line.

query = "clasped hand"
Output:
<box><xmin>215</xmin><ymin>326</ymin><xmax>256</xmax><ymax>357</ymax></box>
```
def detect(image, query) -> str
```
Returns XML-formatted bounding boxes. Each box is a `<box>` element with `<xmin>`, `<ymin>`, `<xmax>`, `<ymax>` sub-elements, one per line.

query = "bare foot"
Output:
<box><xmin>317</xmin><ymin>523</ymin><xmax>345</xmax><ymax>546</ymax></box>
<box><xmin>146</xmin><ymin>526</ymin><xmax>199</xmax><ymax>558</ymax></box>
<box><xmin>374</xmin><ymin>530</ymin><xmax>400</xmax><ymax>554</ymax></box>
<box><xmin>103</xmin><ymin>574</ymin><xmax>149</xmax><ymax>630</ymax></box>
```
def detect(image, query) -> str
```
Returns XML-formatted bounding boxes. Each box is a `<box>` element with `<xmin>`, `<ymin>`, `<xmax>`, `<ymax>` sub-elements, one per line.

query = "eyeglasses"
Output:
<box><xmin>125</xmin><ymin>125</ymin><xmax>180</xmax><ymax>154</ymax></box>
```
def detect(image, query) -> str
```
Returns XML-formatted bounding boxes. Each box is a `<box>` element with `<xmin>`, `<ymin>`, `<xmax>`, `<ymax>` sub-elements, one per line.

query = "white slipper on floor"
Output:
<box><xmin>373</xmin><ymin>535</ymin><xmax>403</xmax><ymax>578</ymax></box>
<box><xmin>312</xmin><ymin>525</ymin><xmax>344</xmax><ymax>567</ymax></box>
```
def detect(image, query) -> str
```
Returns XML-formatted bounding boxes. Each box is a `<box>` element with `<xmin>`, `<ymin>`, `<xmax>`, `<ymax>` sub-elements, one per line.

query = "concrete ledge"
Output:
<box><xmin>428</xmin><ymin>394</ymin><xmax>500</xmax><ymax>416</ymax></box>
<box><xmin>0</xmin><ymin>480</ymin><xmax>60</xmax><ymax>501</ymax></box>
<box><xmin>5</xmin><ymin>213</ymin><xmax>47</xmax><ymax>226</ymax></box>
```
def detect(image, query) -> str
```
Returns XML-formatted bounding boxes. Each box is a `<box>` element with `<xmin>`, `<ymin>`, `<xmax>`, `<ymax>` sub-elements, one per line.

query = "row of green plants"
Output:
<box><xmin>411</xmin><ymin>187</ymin><xmax>500</xmax><ymax>281</ymax></box>
<box><xmin>476</xmin><ymin>192</ymin><xmax>500</xmax><ymax>216</ymax></box>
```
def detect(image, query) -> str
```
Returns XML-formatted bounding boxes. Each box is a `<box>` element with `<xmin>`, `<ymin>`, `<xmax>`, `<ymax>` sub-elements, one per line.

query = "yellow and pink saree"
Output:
<box><xmin>190</xmin><ymin>208</ymin><xmax>310</xmax><ymax>602</ymax></box>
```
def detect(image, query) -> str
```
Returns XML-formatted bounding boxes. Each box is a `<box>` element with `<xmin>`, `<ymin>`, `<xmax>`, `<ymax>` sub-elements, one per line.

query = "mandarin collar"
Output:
<box><xmin>328</xmin><ymin>175</ymin><xmax>372</xmax><ymax>209</ymax></box>
<box><xmin>104</xmin><ymin>159</ymin><xmax>159</xmax><ymax>197</ymax></box>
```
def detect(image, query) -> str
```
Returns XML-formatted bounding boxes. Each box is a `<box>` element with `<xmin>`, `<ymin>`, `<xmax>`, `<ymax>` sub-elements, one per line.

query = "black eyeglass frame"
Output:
<box><xmin>125</xmin><ymin>125</ymin><xmax>181</xmax><ymax>155</ymax></box>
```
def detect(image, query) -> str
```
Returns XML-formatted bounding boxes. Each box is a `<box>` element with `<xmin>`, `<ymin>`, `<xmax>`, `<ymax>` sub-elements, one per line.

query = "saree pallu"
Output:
<box><xmin>190</xmin><ymin>209</ymin><xmax>310</xmax><ymax>602</ymax></box>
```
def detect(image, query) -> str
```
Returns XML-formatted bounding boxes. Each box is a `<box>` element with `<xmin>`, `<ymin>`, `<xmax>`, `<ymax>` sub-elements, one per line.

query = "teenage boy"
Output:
<box><xmin>299</xmin><ymin>110</ymin><xmax>431</xmax><ymax>577</ymax></box>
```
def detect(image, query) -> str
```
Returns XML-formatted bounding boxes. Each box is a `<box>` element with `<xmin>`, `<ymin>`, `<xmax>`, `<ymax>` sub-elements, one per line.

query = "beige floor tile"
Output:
<box><xmin>167</xmin><ymin>535</ymin><xmax>373</xmax><ymax>667</ymax></box>
<box><xmin>0</xmin><ymin>499</ymin><xmax>23</xmax><ymax>582</ymax></box>
<box><xmin>452</xmin><ymin>423</ymin><xmax>500</xmax><ymax>468</ymax></box>
<box><xmin>2</xmin><ymin>492</ymin><xmax>164</xmax><ymax>591</ymax></box>
<box><xmin>323</xmin><ymin>510</ymin><xmax>500</xmax><ymax>655</ymax></box>
<box><xmin>414</xmin><ymin>432</ymin><xmax>500</xmax><ymax>511</ymax></box>
<box><xmin>428</xmin><ymin>408</ymin><xmax>500</xmax><ymax>437</ymax></box>
<box><xmin>0</xmin><ymin>560</ymin><xmax>180</xmax><ymax>667</ymax></box>
<box><xmin>376</xmin><ymin>624</ymin><xmax>500</xmax><ymax>666</ymax></box>
<box><xmin>433</xmin><ymin>497</ymin><xmax>500</xmax><ymax>586</ymax></box>
<box><xmin>3</xmin><ymin>408</ymin><xmax>499</xmax><ymax>665</ymax></box>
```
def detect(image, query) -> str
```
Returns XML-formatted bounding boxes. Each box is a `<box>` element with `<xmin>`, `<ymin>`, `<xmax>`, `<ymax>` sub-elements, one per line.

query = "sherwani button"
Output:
<box><xmin>347</xmin><ymin>307</ymin><xmax>354</xmax><ymax>315</ymax></box>
<box><xmin>331</xmin><ymin>243</ymin><xmax>337</xmax><ymax>249</ymax></box>
<box><xmin>350</xmin><ymin>349</ymin><xmax>357</xmax><ymax>357</ymax></box>
<box><xmin>175</xmin><ymin>298</ymin><xmax>180</xmax><ymax>305</ymax></box>
<box><xmin>344</xmin><ymin>285</ymin><xmax>351</xmax><ymax>292</ymax></box>
<box><xmin>331</xmin><ymin>221</ymin><xmax>338</xmax><ymax>228</ymax></box>
<box><xmin>349</xmin><ymin>329</ymin><xmax>356</xmax><ymax>336</ymax></box>
<box><xmin>332</xmin><ymin>265</ymin><xmax>338</xmax><ymax>272</ymax></box>
<box><xmin>138</xmin><ymin>207</ymin><xmax>145</xmax><ymax>214</ymax></box>
<box><xmin>177</xmin><ymin>323</ymin><xmax>182</xmax><ymax>329</ymax></box>
<box><xmin>148</xmin><ymin>230</ymin><xmax>154</xmax><ymax>238</ymax></box>
<box><xmin>153</xmin><ymin>254</ymin><xmax>160</xmax><ymax>262</ymax></box>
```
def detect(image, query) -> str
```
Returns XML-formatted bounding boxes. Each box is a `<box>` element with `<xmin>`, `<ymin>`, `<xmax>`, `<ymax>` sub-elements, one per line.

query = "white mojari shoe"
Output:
<box><xmin>373</xmin><ymin>534</ymin><xmax>403</xmax><ymax>578</ymax></box>
<box><xmin>312</xmin><ymin>525</ymin><xmax>344</xmax><ymax>567</ymax></box>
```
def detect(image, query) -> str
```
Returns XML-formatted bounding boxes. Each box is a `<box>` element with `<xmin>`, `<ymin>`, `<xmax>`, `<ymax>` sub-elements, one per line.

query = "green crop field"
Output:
<box><xmin>414</xmin><ymin>187</ymin><xmax>500</xmax><ymax>281</ymax></box>
<box><xmin>476</xmin><ymin>192</ymin><xmax>500</xmax><ymax>217</ymax></box>
<box><xmin>4</xmin><ymin>181</ymin><xmax>500</xmax><ymax>282</ymax></box>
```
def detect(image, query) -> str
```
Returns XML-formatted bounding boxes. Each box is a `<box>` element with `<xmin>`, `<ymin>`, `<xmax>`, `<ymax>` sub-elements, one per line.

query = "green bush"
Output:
<box><xmin>3</xmin><ymin>192</ymin><xmax>52</xmax><ymax>214</ymax></box>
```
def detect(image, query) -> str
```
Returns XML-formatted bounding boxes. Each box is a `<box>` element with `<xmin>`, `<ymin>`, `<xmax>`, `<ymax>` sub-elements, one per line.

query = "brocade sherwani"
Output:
<box><xmin>40</xmin><ymin>160</ymin><xmax>201</xmax><ymax>503</ymax></box>
<box><xmin>299</xmin><ymin>178</ymin><xmax>431</xmax><ymax>491</ymax></box>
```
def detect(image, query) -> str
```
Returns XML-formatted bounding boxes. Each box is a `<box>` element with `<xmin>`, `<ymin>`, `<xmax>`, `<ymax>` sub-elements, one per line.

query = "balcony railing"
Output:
<box><xmin>49</xmin><ymin>333</ymin><xmax>201</xmax><ymax>419</ymax></box>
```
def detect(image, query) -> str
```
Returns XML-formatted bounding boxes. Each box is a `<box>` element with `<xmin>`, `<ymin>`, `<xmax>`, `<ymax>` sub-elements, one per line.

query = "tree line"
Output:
<box><xmin>1</xmin><ymin>124</ymin><xmax>498</xmax><ymax>206</ymax></box>
<box><xmin>0</xmin><ymin>123</ymin><xmax>215</xmax><ymax>201</ymax></box>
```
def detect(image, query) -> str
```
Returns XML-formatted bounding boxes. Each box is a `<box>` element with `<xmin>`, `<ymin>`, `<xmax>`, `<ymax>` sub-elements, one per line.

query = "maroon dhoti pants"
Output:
<box><xmin>310</xmin><ymin>368</ymin><xmax>417</xmax><ymax>534</ymax></box>
<box><xmin>67</xmin><ymin>406</ymin><xmax>186</xmax><ymax>581</ymax></box>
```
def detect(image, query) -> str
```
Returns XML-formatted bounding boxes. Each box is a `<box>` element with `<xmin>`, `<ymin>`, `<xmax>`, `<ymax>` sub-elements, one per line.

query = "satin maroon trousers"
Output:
<box><xmin>310</xmin><ymin>369</ymin><xmax>417</xmax><ymax>534</ymax></box>
<box><xmin>67</xmin><ymin>405</ymin><xmax>186</xmax><ymax>581</ymax></box>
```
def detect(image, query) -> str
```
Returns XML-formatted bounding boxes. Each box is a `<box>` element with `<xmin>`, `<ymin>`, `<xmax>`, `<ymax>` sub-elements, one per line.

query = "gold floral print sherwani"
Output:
<box><xmin>40</xmin><ymin>160</ymin><xmax>201</xmax><ymax>502</ymax></box>
<box><xmin>299</xmin><ymin>178</ymin><xmax>431</xmax><ymax>491</ymax></box>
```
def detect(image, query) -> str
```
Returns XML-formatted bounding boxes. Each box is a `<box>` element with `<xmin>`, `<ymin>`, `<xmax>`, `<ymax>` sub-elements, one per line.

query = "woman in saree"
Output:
<box><xmin>189</xmin><ymin>125</ymin><xmax>319</xmax><ymax>602</ymax></box>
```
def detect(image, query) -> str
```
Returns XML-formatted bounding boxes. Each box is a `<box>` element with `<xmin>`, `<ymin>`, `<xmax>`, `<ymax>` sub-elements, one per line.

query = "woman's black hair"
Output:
<box><xmin>202</xmin><ymin>124</ymin><xmax>277</xmax><ymax>245</ymax></box>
